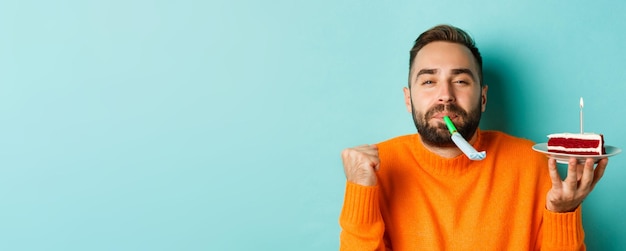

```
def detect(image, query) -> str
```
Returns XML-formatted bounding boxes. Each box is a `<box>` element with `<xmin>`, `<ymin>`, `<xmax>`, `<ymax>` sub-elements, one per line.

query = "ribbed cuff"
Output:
<box><xmin>542</xmin><ymin>206</ymin><xmax>585</xmax><ymax>248</ymax></box>
<box><xmin>340</xmin><ymin>182</ymin><xmax>381</xmax><ymax>224</ymax></box>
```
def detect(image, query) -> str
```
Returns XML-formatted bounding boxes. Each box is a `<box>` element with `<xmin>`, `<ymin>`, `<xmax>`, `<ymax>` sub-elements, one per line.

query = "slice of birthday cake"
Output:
<box><xmin>547</xmin><ymin>133</ymin><xmax>605</xmax><ymax>155</ymax></box>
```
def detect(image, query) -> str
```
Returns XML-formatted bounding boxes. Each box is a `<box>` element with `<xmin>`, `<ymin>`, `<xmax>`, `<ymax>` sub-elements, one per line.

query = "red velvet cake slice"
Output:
<box><xmin>547</xmin><ymin>133</ymin><xmax>605</xmax><ymax>155</ymax></box>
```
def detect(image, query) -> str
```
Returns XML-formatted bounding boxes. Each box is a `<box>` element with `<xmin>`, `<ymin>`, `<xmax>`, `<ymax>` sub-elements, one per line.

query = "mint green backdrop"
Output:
<box><xmin>1</xmin><ymin>0</ymin><xmax>624</xmax><ymax>250</ymax></box>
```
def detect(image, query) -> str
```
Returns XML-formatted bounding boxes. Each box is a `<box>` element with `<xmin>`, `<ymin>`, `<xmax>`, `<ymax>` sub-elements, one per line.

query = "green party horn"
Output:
<box><xmin>443</xmin><ymin>116</ymin><xmax>486</xmax><ymax>161</ymax></box>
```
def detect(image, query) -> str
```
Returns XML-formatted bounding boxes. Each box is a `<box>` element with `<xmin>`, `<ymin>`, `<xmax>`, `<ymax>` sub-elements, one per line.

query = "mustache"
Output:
<box><xmin>424</xmin><ymin>104</ymin><xmax>468</xmax><ymax>120</ymax></box>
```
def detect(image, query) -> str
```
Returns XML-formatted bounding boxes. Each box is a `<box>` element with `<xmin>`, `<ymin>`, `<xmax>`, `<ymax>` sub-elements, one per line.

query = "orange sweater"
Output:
<box><xmin>339</xmin><ymin>130</ymin><xmax>585</xmax><ymax>251</ymax></box>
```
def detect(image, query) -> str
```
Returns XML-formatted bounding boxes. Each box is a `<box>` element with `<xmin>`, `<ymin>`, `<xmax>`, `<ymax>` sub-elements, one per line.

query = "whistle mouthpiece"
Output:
<box><xmin>443</xmin><ymin>116</ymin><xmax>457</xmax><ymax>134</ymax></box>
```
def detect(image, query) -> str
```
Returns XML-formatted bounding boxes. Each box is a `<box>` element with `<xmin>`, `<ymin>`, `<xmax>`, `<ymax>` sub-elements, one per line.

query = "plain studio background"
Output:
<box><xmin>1</xmin><ymin>0</ymin><xmax>625</xmax><ymax>250</ymax></box>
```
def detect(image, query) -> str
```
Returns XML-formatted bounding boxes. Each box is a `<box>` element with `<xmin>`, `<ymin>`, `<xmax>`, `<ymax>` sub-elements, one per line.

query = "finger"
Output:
<box><xmin>353</xmin><ymin>144</ymin><xmax>373</xmax><ymax>151</ymax></box>
<box><xmin>548</xmin><ymin>158</ymin><xmax>563</xmax><ymax>190</ymax></box>
<box><xmin>363</xmin><ymin>148</ymin><xmax>380</xmax><ymax>157</ymax></box>
<box><xmin>591</xmin><ymin>158</ymin><xmax>608</xmax><ymax>190</ymax></box>
<box><xmin>564</xmin><ymin>157</ymin><xmax>579</xmax><ymax>190</ymax></box>
<box><xmin>355</xmin><ymin>144</ymin><xmax>379</xmax><ymax>155</ymax></box>
<box><xmin>349</xmin><ymin>144</ymin><xmax>380</xmax><ymax>171</ymax></box>
<box><xmin>354</xmin><ymin>144</ymin><xmax>377</xmax><ymax>149</ymax></box>
<box><xmin>341</xmin><ymin>147</ymin><xmax>376</xmax><ymax>167</ymax></box>
<box><xmin>576</xmin><ymin>158</ymin><xmax>585</xmax><ymax>181</ymax></box>
<box><xmin>351</xmin><ymin>146</ymin><xmax>379</xmax><ymax>170</ymax></box>
<box><xmin>579</xmin><ymin>158</ymin><xmax>596</xmax><ymax>191</ymax></box>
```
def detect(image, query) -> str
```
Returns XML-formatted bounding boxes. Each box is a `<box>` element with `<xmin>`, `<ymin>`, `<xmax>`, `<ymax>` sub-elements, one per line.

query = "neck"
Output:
<box><xmin>420</xmin><ymin>130</ymin><xmax>479</xmax><ymax>158</ymax></box>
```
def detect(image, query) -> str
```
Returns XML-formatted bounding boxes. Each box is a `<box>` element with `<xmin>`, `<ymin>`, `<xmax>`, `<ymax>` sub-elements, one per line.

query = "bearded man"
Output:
<box><xmin>338</xmin><ymin>24</ymin><xmax>608</xmax><ymax>251</ymax></box>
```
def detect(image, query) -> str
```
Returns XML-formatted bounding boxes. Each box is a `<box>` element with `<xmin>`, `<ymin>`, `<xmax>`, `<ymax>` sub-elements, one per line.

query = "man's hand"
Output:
<box><xmin>546</xmin><ymin>157</ymin><xmax>608</xmax><ymax>212</ymax></box>
<box><xmin>341</xmin><ymin>144</ymin><xmax>380</xmax><ymax>186</ymax></box>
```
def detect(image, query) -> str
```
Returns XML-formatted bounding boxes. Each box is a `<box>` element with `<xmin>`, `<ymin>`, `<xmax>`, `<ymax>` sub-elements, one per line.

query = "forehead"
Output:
<box><xmin>411</xmin><ymin>41</ymin><xmax>478</xmax><ymax>74</ymax></box>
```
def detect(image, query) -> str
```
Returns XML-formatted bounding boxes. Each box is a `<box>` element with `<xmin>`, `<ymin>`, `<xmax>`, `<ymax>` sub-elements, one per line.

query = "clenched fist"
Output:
<box><xmin>341</xmin><ymin>144</ymin><xmax>380</xmax><ymax>186</ymax></box>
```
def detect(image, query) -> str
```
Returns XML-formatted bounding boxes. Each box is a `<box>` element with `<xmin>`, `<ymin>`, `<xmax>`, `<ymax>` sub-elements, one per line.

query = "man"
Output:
<box><xmin>339</xmin><ymin>24</ymin><xmax>608</xmax><ymax>250</ymax></box>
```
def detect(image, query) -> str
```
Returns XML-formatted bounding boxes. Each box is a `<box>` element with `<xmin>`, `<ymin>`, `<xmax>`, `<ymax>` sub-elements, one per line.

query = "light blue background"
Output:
<box><xmin>1</xmin><ymin>0</ymin><xmax>624</xmax><ymax>250</ymax></box>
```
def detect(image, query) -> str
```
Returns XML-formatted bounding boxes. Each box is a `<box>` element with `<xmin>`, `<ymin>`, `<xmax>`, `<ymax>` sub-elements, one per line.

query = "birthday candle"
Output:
<box><xmin>580</xmin><ymin>97</ymin><xmax>584</xmax><ymax>134</ymax></box>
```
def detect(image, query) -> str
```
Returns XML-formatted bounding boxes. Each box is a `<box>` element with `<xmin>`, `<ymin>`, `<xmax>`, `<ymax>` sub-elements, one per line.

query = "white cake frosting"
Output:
<box><xmin>547</xmin><ymin>132</ymin><xmax>602</xmax><ymax>140</ymax></box>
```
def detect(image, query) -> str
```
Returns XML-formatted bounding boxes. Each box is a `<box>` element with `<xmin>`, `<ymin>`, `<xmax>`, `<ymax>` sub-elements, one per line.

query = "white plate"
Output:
<box><xmin>532</xmin><ymin>143</ymin><xmax>621</xmax><ymax>164</ymax></box>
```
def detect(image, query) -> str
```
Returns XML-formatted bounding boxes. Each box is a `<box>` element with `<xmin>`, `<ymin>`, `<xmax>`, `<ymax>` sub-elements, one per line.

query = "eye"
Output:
<box><xmin>454</xmin><ymin>80</ymin><xmax>470</xmax><ymax>85</ymax></box>
<box><xmin>422</xmin><ymin>80</ymin><xmax>434</xmax><ymax>85</ymax></box>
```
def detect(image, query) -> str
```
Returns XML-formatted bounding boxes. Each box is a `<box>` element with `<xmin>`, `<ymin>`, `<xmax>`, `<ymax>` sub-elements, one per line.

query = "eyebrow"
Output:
<box><xmin>416</xmin><ymin>68</ymin><xmax>476</xmax><ymax>80</ymax></box>
<box><xmin>451</xmin><ymin>68</ymin><xmax>476</xmax><ymax>80</ymax></box>
<box><xmin>416</xmin><ymin>68</ymin><xmax>437</xmax><ymax>78</ymax></box>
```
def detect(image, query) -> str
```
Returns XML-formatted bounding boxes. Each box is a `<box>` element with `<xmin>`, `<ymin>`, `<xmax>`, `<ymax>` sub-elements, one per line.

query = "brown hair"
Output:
<box><xmin>409</xmin><ymin>24</ymin><xmax>483</xmax><ymax>86</ymax></box>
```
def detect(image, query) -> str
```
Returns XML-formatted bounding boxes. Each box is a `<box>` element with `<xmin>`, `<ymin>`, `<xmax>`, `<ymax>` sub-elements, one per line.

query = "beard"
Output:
<box><xmin>410</xmin><ymin>99</ymin><xmax>482</xmax><ymax>147</ymax></box>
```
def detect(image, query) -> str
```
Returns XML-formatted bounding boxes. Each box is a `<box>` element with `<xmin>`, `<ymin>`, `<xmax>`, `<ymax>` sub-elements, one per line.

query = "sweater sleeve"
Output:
<box><xmin>540</xmin><ymin>206</ymin><xmax>586</xmax><ymax>251</ymax></box>
<box><xmin>339</xmin><ymin>182</ymin><xmax>388</xmax><ymax>251</ymax></box>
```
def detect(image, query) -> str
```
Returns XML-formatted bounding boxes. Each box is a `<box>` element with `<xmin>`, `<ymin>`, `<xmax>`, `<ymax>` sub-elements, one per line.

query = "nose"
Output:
<box><xmin>437</xmin><ymin>83</ymin><xmax>456</xmax><ymax>103</ymax></box>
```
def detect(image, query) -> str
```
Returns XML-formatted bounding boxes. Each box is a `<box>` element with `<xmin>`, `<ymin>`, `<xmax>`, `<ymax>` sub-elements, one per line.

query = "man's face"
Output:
<box><xmin>404</xmin><ymin>41</ymin><xmax>487</xmax><ymax>147</ymax></box>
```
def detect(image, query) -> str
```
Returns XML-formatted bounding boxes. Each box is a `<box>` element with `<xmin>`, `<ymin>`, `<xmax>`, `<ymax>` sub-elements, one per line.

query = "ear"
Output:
<box><xmin>403</xmin><ymin>87</ymin><xmax>412</xmax><ymax>113</ymax></box>
<box><xmin>480</xmin><ymin>85</ymin><xmax>488</xmax><ymax>112</ymax></box>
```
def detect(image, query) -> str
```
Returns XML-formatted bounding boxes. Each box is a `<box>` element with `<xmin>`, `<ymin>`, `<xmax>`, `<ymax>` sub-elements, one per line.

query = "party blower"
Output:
<box><xmin>443</xmin><ymin>116</ymin><xmax>486</xmax><ymax>160</ymax></box>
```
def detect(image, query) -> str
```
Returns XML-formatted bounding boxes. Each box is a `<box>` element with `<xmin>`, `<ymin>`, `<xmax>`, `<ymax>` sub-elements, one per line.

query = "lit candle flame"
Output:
<box><xmin>580</xmin><ymin>97</ymin><xmax>584</xmax><ymax>109</ymax></box>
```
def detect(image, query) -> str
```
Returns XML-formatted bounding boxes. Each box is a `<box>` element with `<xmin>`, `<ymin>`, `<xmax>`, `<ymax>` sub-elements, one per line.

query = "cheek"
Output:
<box><xmin>459</xmin><ymin>93</ymin><xmax>482</xmax><ymax>110</ymax></box>
<box><xmin>410</xmin><ymin>95</ymin><xmax>429</xmax><ymax>115</ymax></box>
<box><xmin>411</xmin><ymin>91</ymin><xmax>434</xmax><ymax>108</ymax></box>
